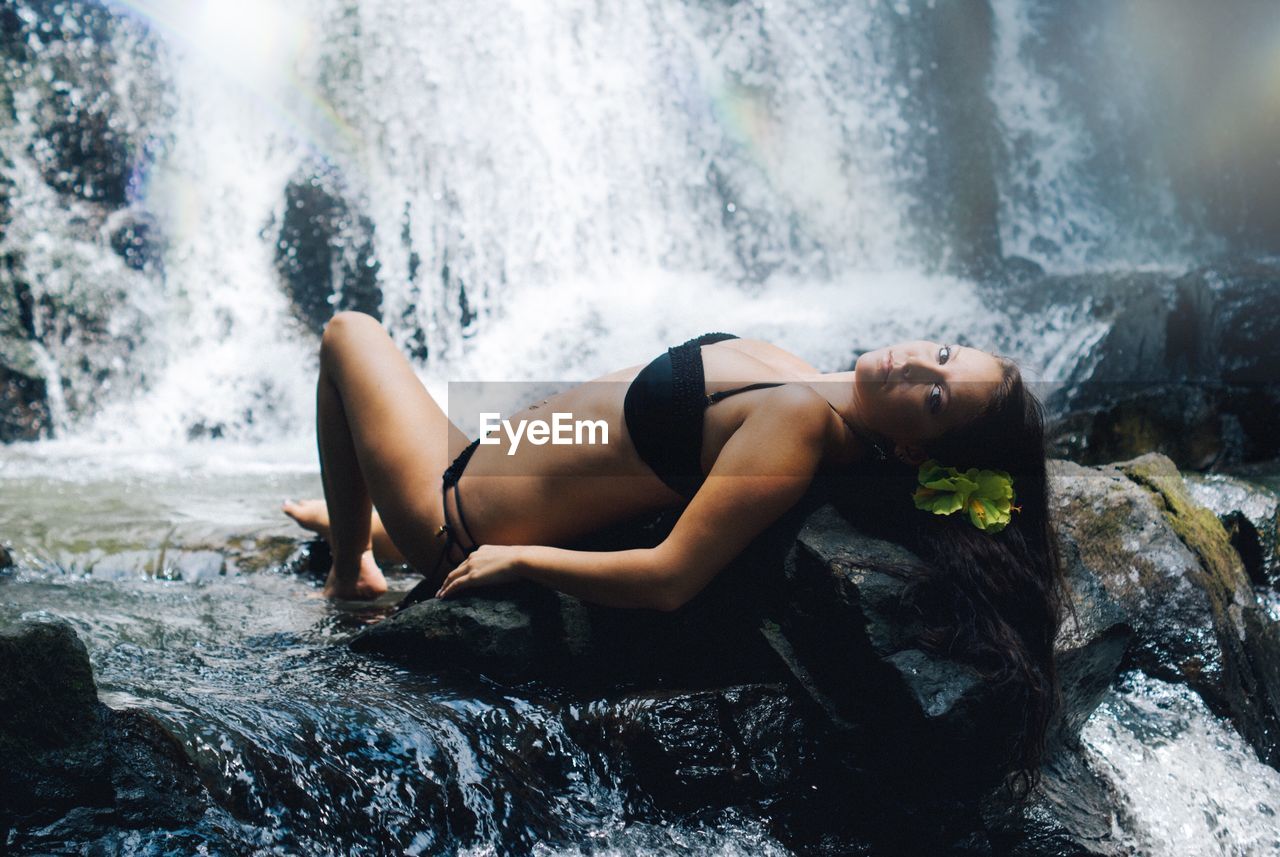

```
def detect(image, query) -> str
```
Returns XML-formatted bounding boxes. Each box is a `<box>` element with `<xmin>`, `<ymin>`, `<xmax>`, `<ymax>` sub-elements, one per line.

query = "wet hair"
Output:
<box><xmin>820</xmin><ymin>357</ymin><xmax>1073</xmax><ymax>803</ymax></box>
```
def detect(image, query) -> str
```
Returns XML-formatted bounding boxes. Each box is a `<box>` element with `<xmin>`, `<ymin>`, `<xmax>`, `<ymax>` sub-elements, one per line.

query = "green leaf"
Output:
<box><xmin>914</xmin><ymin>486</ymin><xmax>965</xmax><ymax>515</ymax></box>
<box><xmin>914</xmin><ymin>460</ymin><xmax>1017</xmax><ymax>533</ymax></box>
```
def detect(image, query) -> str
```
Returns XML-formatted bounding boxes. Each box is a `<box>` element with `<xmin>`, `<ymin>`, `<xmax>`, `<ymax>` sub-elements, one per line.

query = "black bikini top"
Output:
<box><xmin>704</xmin><ymin>381</ymin><xmax>788</xmax><ymax>405</ymax></box>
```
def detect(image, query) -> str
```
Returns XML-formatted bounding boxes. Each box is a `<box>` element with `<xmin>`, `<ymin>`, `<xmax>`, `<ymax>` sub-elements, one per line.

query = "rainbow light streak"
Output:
<box><xmin>98</xmin><ymin>0</ymin><xmax>365</xmax><ymax>169</ymax></box>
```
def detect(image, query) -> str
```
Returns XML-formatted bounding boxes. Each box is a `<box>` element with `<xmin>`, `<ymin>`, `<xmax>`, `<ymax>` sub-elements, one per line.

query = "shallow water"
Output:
<box><xmin>1</xmin><ymin>444</ymin><xmax>799</xmax><ymax>854</ymax></box>
<box><xmin>1080</xmin><ymin>672</ymin><xmax>1280</xmax><ymax>857</ymax></box>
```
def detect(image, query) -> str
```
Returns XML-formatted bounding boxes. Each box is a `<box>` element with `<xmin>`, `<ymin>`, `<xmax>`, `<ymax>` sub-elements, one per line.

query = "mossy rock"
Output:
<box><xmin>1053</xmin><ymin>455</ymin><xmax>1280</xmax><ymax>767</ymax></box>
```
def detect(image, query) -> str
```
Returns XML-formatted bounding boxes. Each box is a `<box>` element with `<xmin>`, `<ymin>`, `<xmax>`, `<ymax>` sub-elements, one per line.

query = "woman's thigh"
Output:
<box><xmin>321</xmin><ymin>311</ymin><xmax>470</xmax><ymax>570</ymax></box>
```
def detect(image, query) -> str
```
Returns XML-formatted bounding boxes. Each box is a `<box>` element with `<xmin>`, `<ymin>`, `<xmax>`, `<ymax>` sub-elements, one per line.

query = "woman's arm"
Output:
<box><xmin>454</xmin><ymin>543</ymin><xmax>671</xmax><ymax>609</ymax></box>
<box><xmin>436</xmin><ymin>386</ymin><xmax>830</xmax><ymax>610</ymax></box>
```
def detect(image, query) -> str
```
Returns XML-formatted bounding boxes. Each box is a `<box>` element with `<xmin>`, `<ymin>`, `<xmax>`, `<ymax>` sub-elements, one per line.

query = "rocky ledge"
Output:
<box><xmin>4</xmin><ymin>454</ymin><xmax>1280</xmax><ymax>854</ymax></box>
<box><xmin>0</xmin><ymin>618</ymin><xmax>210</xmax><ymax>848</ymax></box>
<box><xmin>351</xmin><ymin>453</ymin><xmax>1280</xmax><ymax>853</ymax></box>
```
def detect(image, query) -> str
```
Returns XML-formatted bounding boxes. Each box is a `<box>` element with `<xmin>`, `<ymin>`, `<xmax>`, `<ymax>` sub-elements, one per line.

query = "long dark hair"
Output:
<box><xmin>820</xmin><ymin>357</ymin><xmax>1073</xmax><ymax>802</ymax></box>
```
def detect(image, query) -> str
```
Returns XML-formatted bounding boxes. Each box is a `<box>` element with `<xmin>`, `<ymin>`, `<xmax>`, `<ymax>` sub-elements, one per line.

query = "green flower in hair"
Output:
<box><xmin>912</xmin><ymin>460</ymin><xmax>1017</xmax><ymax>533</ymax></box>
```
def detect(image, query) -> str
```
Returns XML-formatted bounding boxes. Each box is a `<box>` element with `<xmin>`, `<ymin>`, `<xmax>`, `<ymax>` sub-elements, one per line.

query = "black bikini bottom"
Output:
<box><xmin>395</xmin><ymin>437</ymin><xmax>482</xmax><ymax>612</ymax></box>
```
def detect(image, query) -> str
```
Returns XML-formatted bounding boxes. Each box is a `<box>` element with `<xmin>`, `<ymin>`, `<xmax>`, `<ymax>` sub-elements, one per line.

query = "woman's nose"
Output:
<box><xmin>902</xmin><ymin>353</ymin><xmax>937</xmax><ymax>382</ymax></box>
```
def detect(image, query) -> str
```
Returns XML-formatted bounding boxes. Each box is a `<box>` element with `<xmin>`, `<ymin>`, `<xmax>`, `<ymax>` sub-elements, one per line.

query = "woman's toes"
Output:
<box><xmin>283</xmin><ymin>499</ymin><xmax>330</xmax><ymax>535</ymax></box>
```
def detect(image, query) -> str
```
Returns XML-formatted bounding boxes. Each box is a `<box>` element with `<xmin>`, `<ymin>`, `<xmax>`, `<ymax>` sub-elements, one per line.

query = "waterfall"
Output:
<box><xmin>1</xmin><ymin>0</ymin><xmax>1264</xmax><ymax>450</ymax></box>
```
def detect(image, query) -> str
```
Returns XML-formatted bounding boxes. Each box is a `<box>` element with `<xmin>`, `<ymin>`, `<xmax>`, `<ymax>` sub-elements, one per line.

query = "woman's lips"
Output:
<box><xmin>881</xmin><ymin>350</ymin><xmax>892</xmax><ymax>386</ymax></box>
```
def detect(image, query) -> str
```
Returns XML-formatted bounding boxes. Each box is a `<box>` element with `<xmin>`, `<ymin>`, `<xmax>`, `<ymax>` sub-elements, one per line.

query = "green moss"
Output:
<box><xmin>1062</xmin><ymin>470</ymin><xmax>1163</xmax><ymax>600</ymax></box>
<box><xmin>227</xmin><ymin>536</ymin><xmax>302</xmax><ymax>573</ymax></box>
<box><xmin>1120</xmin><ymin>454</ymin><xmax>1247</xmax><ymax>594</ymax></box>
<box><xmin>1111</xmin><ymin>412</ymin><xmax>1163</xmax><ymax>459</ymax></box>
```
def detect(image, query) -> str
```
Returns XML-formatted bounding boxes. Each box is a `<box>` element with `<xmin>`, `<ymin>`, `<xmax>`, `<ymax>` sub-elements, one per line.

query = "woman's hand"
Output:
<box><xmin>435</xmin><ymin>544</ymin><xmax>527</xmax><ymax>599</ymax></box>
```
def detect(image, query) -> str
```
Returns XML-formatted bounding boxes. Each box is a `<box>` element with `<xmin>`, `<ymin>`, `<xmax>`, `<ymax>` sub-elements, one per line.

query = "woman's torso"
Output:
<box><xmin>454</xmin><ymin>337</ymin><xmax>835</xmax><ymax>547</ymax></box>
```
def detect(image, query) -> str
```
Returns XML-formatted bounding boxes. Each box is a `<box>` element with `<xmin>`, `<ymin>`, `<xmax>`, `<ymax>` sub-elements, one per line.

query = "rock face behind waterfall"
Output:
<box><xmin>0</xmin><ymin>2</ymin><xmax>166</xmax><ymax>441</ymax></box>
<box><xmin>1040</xmin><ymin>261</ymin><xmax>1280</xmax><ymax>469</ymax></box>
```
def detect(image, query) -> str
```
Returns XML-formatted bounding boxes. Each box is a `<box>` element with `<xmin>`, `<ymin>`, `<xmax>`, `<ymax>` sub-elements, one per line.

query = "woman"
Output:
<box><xmin>285</xmin><ymin>310</ymin><xmax>1069</xmax><ymax>795</ymax></box>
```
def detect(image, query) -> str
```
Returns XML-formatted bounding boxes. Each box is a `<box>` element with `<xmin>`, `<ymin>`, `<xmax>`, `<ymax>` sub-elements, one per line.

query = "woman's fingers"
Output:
<box><xmin>436</xmin><ymin>558</ymin><xmax>470</xmax><ymax>599</ymax></box>
<box><xmin>434</xmin><ymin>546</ymin><xmax>521</xmax><ymax>599</ymax></box>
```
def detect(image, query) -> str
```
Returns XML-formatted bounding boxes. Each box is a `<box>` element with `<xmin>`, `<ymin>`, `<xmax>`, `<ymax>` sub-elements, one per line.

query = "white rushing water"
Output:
<box><xmin>1081</xmin><ymin>671</ymin><xmax>1280</xmax><ymax>856</ymax></box>
<box><xmin>2</xmin><ymin>0</ymin><xmax>1194</xmax><ymax>456</ymax></box>
<box><xmin>987</xmin><ymin>0</ymin><xmax>1201</xmax><ymax>272</ymax></box>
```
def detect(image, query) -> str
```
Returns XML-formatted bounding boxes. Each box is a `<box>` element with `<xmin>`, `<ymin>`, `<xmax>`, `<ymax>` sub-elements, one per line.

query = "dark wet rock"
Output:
<box><xmin>351</xmin><ymin>577</ymin><xmax>789</xmax><ymax>689</ymax></box>
<box><xmin>1052</xmin><ymin>454</ymin><xmax>1280</xmax><ymax>768</ymax></box>
<box><xmin>1041</xmin><ymin>262</ymin><xmax>1280</xmax><ymax>468</ymax></box>
<box><xmin>354</xmin><ymin>500</ymin><xmax>808</xmax><ymax>687</ymax></box>
<box><xmin>276</xmin><ymin>161</ymin><xmax>383</xmax><ymax>334</ymax></box>
<box><xmin>345</xmin><ymin>455</ymin><xmax>1280</xmax><ymax>851</ymax></box>
<box><xmin>352</xmin><ymin>587</ymin><xmax>545</xmax><ymax>678</ymax></box>
<box><xmin>1041</xmin><ymin>538</ymin><xmax>1133</xmax><ymax>757</ymax></box>
<box><xmin>107</xmin><ymin>210</ymin><xmax>165</xmax><ymax>273</ymax></box>
<box><xmin>352</xmin><ymin>497</ymin><xmax>1131</xmax><ymax>828</ymax></box>
<box><xmin>981</xmin><ymin>748</ymin><xmax>1131</xmax><ymax>857</ymax></box>
<box><xmin>1186</xmin><ymin>472</ymin><xmax>1280</xmax><ymax>587</ymax></box>
<box><xmin>766</xmin><ymin>503</ymin><xmax>1130</xmax><ymax>811</ymax></box>
<box><xmin>0</xmin><ymin>361</ymin><xmax>50</xmax><ymax>442</ymax></box>
<box><xmin>889</xmin><ymin>0</ymin><xmax>1001</xmax><ymax>278</ymax></box>
<box><xmin>0</xmin><ymin>541</ymin><xmax>13</xmax><ymax>570</ymax></box>
<box><xmin>564</xmin><ymin>683</ymin><xmax>815</xmax><ymax>812</ymax></box>
<box><xmin>0</xmin><ymin>152</ymin><xmax>14</xmax><ymax>229</ymax></box>
<box><xmin>0</xmin><ymin>4</ymin><xmax>167</xmax><ymax>437</ymax></box>
<box><xmin>0</xmin><ymin>617</ymin><xmax>209</xmax><ymax>846</ymax></box>
<box><xmin>2</xmin><ymin>2</ymin><xmax>157</xmax><ymax>207</ymax></box>
<box><xmin>766</xmin><ymin>506</ymin><xmax>1023</xmax><ymax>797</ymax></box>
<box><xmin>0</xmin><ymin>242</ymin><xmax>151</xmax><ymax>433</ymax></box>
<box><xmin>0</xmin><ymin>256</ymin><xmax>52</xmax><ymax>442</ymax></box>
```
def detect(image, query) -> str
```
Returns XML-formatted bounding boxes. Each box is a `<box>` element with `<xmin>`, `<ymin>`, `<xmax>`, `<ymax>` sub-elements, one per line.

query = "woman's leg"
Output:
<box><xmin>315</xmin><ymin>311</ymin><xmax>470</xmax><ymax>598</ymax></box>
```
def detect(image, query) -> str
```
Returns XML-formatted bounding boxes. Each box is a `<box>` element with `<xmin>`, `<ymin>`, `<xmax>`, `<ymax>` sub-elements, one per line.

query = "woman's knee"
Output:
<box><xmin>320</xmin><ymin>311</ymin><xmax>385</xmax><ymax>367</ymax></box>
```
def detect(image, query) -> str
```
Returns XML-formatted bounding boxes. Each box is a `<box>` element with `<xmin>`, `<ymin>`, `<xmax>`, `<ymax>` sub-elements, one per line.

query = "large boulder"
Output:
<box><xmin>352</xmin><ymin>499</ymin><xmax>811</xmax><ymax>689</ymax></box>
<box><xmin>350</xmin><ymin>490</ymin><xmax>1136</xmax><ymax>851</ymax></box>
<box><xmin>980</xmin><ymin>748</ymin><xmax>1131</xmax><ymax>857</ymax></box>
<box><xmin>0</xmin><ymin>617</ymin><xmax>209</xmax><ymax>848</ymax></box>
<box><xmin>350</xmin><ymin>574</ymin><xmax>791</xmax><ymax>690</ymax></box>
<box><xmin>1051</xmin><ymin>454</ymin><xmax>1280</xmax><ymax>768</ymax></box>
<box><xmin>1041</xmin><ymin>262</ymin><xmax>1280</xmax><ymax>468</ymax></box>
<box><xmin>275</xmin><ymin>161</ymin><xmax>383</xmax><ymax>335</ymax></box>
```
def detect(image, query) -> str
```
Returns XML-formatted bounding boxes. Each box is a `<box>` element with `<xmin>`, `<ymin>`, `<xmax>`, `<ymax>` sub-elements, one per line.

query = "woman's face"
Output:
<box><xmin>852</xmin><ymin>340</ymin><xmax>1005</xmax><ymax>447</ymax></box>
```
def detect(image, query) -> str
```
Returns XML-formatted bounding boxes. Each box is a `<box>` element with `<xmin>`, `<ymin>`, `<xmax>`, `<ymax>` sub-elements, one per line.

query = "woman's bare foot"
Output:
<box><xmin>283</xmin><ymin>499</ymin><xmax>408</xmax><ymax>566</ymax></box>
<box><xmin>323</xmin><ymin>550</ymin><xmax>388</xmax><ymax>600</ymax></box>
<box><xmin>283</xmin><ymin>499</ymin><xmax>333</xmax><ymax>542</ymax></box>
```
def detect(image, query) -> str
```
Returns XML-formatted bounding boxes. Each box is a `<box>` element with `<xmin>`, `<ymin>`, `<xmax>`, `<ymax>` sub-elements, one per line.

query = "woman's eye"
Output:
<box><xmin>929</xmin><ymin>384</ymin><xmax>943</xmax><ymax>414</ymax></box>
<box><xmin>938</xmin><ymin>344</ymin><xmax>951</xmax><ymax>364</ymax></box>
